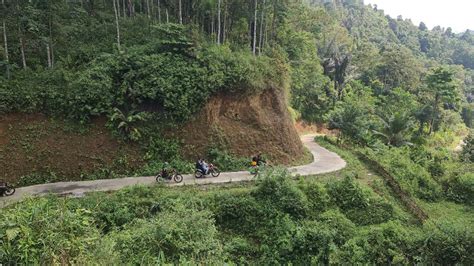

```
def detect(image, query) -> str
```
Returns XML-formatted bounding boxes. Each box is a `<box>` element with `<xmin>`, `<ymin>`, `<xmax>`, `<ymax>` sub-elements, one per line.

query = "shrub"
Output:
<box><xmin>327</xmin><ymin>176</ymin><xmax>370</xmax><ymax>211</ymax></box>
<box><xmin>223</xmin><ymin>237</ymin><xmax>258</xmax><ymax>264</ymax></box>
<box><xmin>300</xmin><ymin>181</ymin><xmax>330</xmax><ymax>215</ymax></box>
<box><xmin>211</xmin><ymin>192</ymin><xmax>263</xmax><ymax>234</ymax></box>
<box><xmin>420</xmin><ymin>220</ymin><xmax>474</xmax><ymax>265</ymax></box>
<box><xmin>291</xmin><ymin>221</ymin><xmax>334</xmax><ymax>264</ymax></box>
<box><xmin>461</xmin><ymin>131</ymin><xmax>474</xmax><ymax>162</ymax></box>
<box><xmin>108</xmin><ymin>206</ymin><xmax>222</xmax><ymax>264</ymax></box>
<box><xmin>445</xmin><ymin>173</ymin><xmax>474</xmax><ymax>205</ymax></box>
<box><xmin>0</xmin><ymin>198</ymin><xmax>100</xmax><ymax>264</ymax></box>
<box><xmin>318</xmin><ymin>210</ymin><xmax>356</xmax><ymax>246</ymax></box>
<box><xmin>333</xmin><ymin>222</ymin><xmax>412</xmax><ymax>265</ymax></box>
<box><xmin>252</xmin><ymin>168</ymin><xmax>309</xmax><ymax>219</ymax></box>
<box><xmin>375</xmin><ymin>147</ymin><xmax>443</xmax><ymax>201</ymax></box>
<box><xmin>327</xmin><ymin>176</ymin><xmax>394</xmax><ymax>225</ymax></box>
<box><xmin>207</xmin><ymin>147</ymin><xmax>249</xmax><ymax>172</ymax></box>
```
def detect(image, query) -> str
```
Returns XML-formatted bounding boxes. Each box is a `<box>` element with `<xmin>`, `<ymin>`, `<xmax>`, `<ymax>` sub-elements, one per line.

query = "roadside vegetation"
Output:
<box><xmin>1</xmin><ymin>168</ymin><xmax>472</xmax><ymax>264</ymax></box>
<box><xmin>0</xmin><ymin>0</ymin><xmax>473</xmax><ymax>264</ymax></box>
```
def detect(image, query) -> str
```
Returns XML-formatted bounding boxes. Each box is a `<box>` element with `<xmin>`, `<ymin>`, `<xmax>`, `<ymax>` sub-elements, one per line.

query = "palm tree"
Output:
<box><xmin>373</xmin><ymin>112</ymin><xmax>414</xmax><ymax>147</ymax></box>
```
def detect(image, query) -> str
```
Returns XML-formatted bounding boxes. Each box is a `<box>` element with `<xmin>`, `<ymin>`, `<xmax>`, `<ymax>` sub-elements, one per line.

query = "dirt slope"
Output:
<box><xmin>0</xmin><ymin>114</ymin><xmax>143</xmax><ymax>184</ymax></box>
<box><xmin>175</xmin><ymin>88</ymin><xmax>306</xmax><ymax>164</ymax></box>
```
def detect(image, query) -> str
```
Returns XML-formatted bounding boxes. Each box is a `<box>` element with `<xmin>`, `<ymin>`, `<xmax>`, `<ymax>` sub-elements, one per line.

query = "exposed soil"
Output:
<box><xmin>173</xmin><ymin>88</ymin><xmax>306</xmax><ymax>165</ymax></box>
<box><xmin>294</xmin><ymin>120</ymin><xmax>339</xmax><ymax>136</ymax></box>
<box><xmin>0</xmin><ymin>114</ymin><xmax>143</xmax><ymax>184</ymax></box>
<box><xmin>0</xmin><ymin>88</ymin><xmax>309</xmax><ymax>184</ymax></box>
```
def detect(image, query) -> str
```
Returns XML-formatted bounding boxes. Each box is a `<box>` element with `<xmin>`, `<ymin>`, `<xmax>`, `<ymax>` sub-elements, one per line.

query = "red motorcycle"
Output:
<box><xmin>195</xmin><ymin>163</ymin><xmax>220</xmax><ymax>178</ymax></box>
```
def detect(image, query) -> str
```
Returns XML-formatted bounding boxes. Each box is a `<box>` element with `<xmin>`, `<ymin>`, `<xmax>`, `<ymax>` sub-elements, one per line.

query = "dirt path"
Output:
<box><xmin>0</xmin><ymin>135</ymin><xmax>346</xmax><ymax>207</ymax></box>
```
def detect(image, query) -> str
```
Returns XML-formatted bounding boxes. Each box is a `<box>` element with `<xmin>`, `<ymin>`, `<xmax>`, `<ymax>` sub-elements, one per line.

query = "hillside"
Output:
<box><xmin>0</xmin><ymin>0</ymin><xmax>473</xmax><ymax>264</ymax></box>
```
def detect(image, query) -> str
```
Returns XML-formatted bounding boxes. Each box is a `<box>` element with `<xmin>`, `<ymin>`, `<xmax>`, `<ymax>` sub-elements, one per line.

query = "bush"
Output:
<box><xmin>108</xmin><ymin>206</ymin><xmax>222</xmax><ymax>264</ymax></box>
<box><xmin>207</xmin><ymin>147</ymin><xmax>249</xmax><ymax>172</ymax></box>
<box><xmin>252</xmin><ymin>168</ymin><xmax>309</xmax><ymax>219</ymax></box>
<box><xmin>0</xmin><ymin>198</ymin><xmax>101</xmax><ymax>264</ymax></box>
<box><xmin>327</xmin><ymin>176</ymin><xmax>369</xmax><ymax>211</ymax></box>
<box><xmin>333</xmin><ymin>222</ymin><xmax>412</xmax><ymax>265</ymax></box>
<box><xmin>420</xmin><ymin>220</ymin><xmax>474</xmax><ymax>265</ymax></box>
<box><xmin>211</xmin><ymin>192</ymin><xmax>263</xmax><ymax>234</ymax></box>
<box><xmin>291</xmin><ymin>221</ymin><xmax>334</xmax><ymax>264</ymax></box>
<box><xmin>327</xmin><ymin>176</ymin><xmax>394</xmax><ymax>225</ymax></box>
<box><xmin>300</xmin><ymin>181</ymin><xmax>330</xmax><ymax>215</ymax></box>
<box><xmin>375</xmin><ymin>147</ymin><xmax>443</xmax><ymax>201</ymax></box>
<box><xmin>461</xmin><ymin>131</ymin><xmax>474</xmax><ymax>162</ymax></box>
<box><xmin>445</xmin><ymin>173</ymin><xmax>474</xmax><ymax>205</ymax></box>
<box><xmin>318</xmin><ymin>210</ymin><xmax>356</xmax><ymax>247</ymax></box>
<box><xmin>223</xmin><ymin>237</ymin><xmax>258</xmax><ymax>264</ymax></box>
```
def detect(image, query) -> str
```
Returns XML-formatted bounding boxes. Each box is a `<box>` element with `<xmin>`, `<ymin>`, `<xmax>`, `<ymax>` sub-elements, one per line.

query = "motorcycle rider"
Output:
<box><xmin>195</xmin><ymin>158</ymin><xmax>209</xmax><ymax>175</ymax></box>
<box><xmin>0</xmin><ymin>182</ymin><xmax>6</xmax><ymax>196</ymax></box>
<box><xmin>161</xmin><ymin>162</ymin><xmax>171</xmax><ymax>179</ymax></box>
<box><xmin>252</xmin><ymin>153</ymin><xmax>266</xmax><ymax>166</ymax></box>
<box><xmin>201</xmin><ymin>159</ymin><xmax>210</xmax><ymax>175</ymax></box>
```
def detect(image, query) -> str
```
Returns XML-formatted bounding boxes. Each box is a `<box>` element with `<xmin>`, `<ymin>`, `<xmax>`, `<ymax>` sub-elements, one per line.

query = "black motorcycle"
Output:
<box><xmin>0</xmin><ymin>182</ymin><xmax>15</xmax><ymax>196</ymax></box>
<box><xmin>156</xmin><ymin>169</ymin><xmax>183</xmax><ymax>183</ymax></box>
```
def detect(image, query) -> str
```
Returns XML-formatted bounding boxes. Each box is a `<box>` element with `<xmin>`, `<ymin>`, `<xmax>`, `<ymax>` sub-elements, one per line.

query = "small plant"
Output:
<box><xmin>108</xmin><ymin>108</ymin><xmax>149</xmax><ymax>141</ymax></box>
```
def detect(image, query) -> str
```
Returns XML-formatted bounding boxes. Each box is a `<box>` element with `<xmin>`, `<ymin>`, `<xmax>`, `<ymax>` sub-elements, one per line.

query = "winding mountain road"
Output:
<box><xmin>0</xmin><ymin>135</ymin><xmax>346</xmax><ymax>207</ymax></box>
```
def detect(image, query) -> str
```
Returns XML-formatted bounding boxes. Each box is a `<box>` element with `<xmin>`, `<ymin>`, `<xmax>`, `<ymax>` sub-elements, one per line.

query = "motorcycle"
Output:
<box><xmin>195</xmin><ymin>163</ymin><xmax>220</xmax><ymax>178</ymax></box>
<box><xmin>0</xmin><ymin>182</ymin><xmax>15</xmax><ymax>196</ymax></box>
<box><xmin>156</xmin><ymin>169</ymin><xmax>183</xmax><ymax>183</ymax></box>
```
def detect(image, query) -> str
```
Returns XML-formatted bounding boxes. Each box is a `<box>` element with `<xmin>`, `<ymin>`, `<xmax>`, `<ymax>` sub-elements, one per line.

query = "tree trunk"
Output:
<box><xmin>430</xmin><ymin>94</ymin><xmax>440</xmax><ymax>134</ymax></box>
<box><xmin>128</xmin><ymin>0</ymin><xmax>133</xmax><ymax>16</ymax></box>
<box><xmin>252</xmin><ymin>0</ymin><xmax>257</xmax><ymax>55</ymax></box>
<box><xmin>46</xmin><ymin>44</ymin><xmax>52</xmax><ymax>68</ymax></box>
<box><xmin>117</xmin><ymin>0</ymin><xmax>121</xmax><ymax>17</ymax></box>
<box><xmin>122</xmin><ymin>0</ymin><xmax>126</xmax><ymax>17</ymax></box>
<box><xmin>211</xmin><ymin>12</ymin><xmax>215</xmax><ymax>37</ymax></box>
<box><xmin>157</xmin><ymin>0</ymin><xmax>161</xmax><ymax>23</ymax></box>
<box><xmin>271</xmin><ymin>0</ymin><xmax>277</xmax><ymax>42</ymax></box>
<box><xmin>49</xmin><ymin>14</ymin><xmax>54</xmax><ymax>68</ymax></box>
<box><xmin>146</xmin><ymin>0</ymin><xmax>150</xmax><ymax>19</ymax></box>
<box><xmin>258</xmin><ymin>0</ymin><xmax>265</xmax><ymax>55</ymax></box>
<box><xmin>217</xmin><ymin>0</ymin><xmax>221</xmax><ymax>44</ymax></box>
<box><xmin>113</xmin><ymin>0</ymin><xmax>121</xmax><ymax>50</ymax></box>
<box><xmin>178</xmin><ymin>0</ymin><xmax>182</xmax><ymax>24</ymax></box>
<box><xmin>166</xmin><ymin>8</ymin><xmax>169</xmax><ymax>23</ymax></box>
<box><xmin>2</xmin><ymin>19</ymin><xmax>9</xmax><ymax>75</ymax></box>
<box><xmin>17</xmin><ymin>23</ymin><xmax>27</xmax><ymax>69</ymax></box>
<box><xmin>20</xmin><ymin>36</ymin><xmax>27</xmax><ymax>69</ymax></box>
<box><xmin>2</xmin><ymin>0</ymin><xmax>9</xmax><ymax>77</ymax></box>
<box><xmin>222</xmin><ymin>0</ymin><xmax>227</xmax><ymax>43</ymax></box>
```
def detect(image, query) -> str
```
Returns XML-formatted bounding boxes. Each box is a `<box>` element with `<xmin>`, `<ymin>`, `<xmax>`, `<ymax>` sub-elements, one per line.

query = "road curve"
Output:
<box><xmin>0</xmin><ymin>135</ymin><xmax>346</xmax><ymax>207</ymax></box>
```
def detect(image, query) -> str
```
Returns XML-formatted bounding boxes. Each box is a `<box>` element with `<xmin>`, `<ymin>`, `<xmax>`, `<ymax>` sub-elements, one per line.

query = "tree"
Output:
<box><xmin>1</xmin><ymin>0</ymin><xmax>9</xmax><ymax>77</ymax></box>
<box><xmin>217</xmin><ymin>0</ymin><xmax>221</xmax><ymax>44</ymax></box>
<box><xmin>461</xmin><ymin>131</ymin><xmax>474</xmax><ymax>162</ymax></box>
<box><xmin>252</xmin><ymin>0</ymin><xmax>257</xmax><ymax>55</ymax></box>
<box><xmin>418</xmin><ymin>21</ymin><xmax>427</xmax><ymax>31</ymax></box>
<box><xmin>376</xmin><ymin>46</ymin><xmax>423</xmax><ymax>91</ymax></box>
<box><xmin>113</xmin><ymin>0</ymin><xmax>121</xmax><ymax>50</ymax></box>
<box><xmin>327</xmin><ymin>83</ymin><xmax>377</xmax><ymax>145</ymax></box>
<box><xmin>424</xmin><ymin>67</ymin><xmax>460</xmax><ymax>133</ymax></box>
<box><xmin>373</xmin><ymin>112</ymin><xmax>414</xmax><ymax>146</ymax></box>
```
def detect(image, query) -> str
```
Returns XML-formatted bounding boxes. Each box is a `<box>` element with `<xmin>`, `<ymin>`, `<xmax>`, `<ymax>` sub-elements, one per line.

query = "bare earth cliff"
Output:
<box><xmin>176</xmin><ymin>88</ymin><xmax>306</xmax><ymax>164</ymax></box>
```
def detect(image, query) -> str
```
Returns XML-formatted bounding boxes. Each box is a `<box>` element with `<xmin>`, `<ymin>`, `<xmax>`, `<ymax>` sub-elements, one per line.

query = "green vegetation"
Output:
<box><xmin>0</xmin><ymin>0</ymin><xmax>473</xmax><ymax>264</ymax></box>
<box><xmin>1</xmin><ymin>169</ymin><xmax>472</xmax><ymax>264</ymax></box>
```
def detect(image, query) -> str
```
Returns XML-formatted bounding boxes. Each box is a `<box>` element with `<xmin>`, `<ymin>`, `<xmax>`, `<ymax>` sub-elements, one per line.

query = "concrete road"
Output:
<box><xmin>0</xmin><ymin>134</ymin><xmax>346</xmax><ymax>207</ymax></box>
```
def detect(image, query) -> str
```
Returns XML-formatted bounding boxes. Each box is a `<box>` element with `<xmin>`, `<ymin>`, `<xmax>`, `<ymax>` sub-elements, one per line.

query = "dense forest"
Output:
<box><xmin>0</xmin><ymin>0</ymin><xmax>473</xmax><ymax>264</ymax></box>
